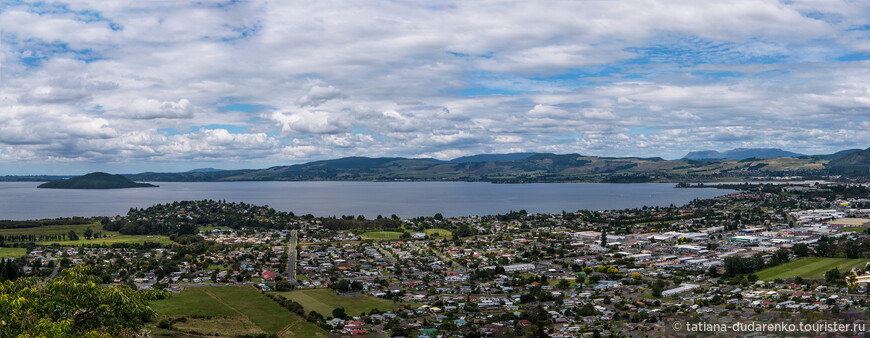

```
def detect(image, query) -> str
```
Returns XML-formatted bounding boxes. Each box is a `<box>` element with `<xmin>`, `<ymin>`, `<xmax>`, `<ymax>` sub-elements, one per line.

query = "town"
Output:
<box><xmin>2</xmin><ymin>182</ymin><xmax>870</xmax><ymax>337</ymax></box>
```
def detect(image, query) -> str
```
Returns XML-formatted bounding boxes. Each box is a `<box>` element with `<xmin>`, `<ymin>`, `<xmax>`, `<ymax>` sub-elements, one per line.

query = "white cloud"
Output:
<box><xmin>298</xmin><ymin>85</ymin><xmax>341</xmax><ymax>107</ymax></box>
<box><xmin>269</xmin><ymin>109</ymin><xmax>350</xmax><ymax>136</ymax></box>
<box><xmin>2</xmin><ymin>0</ymin><xmax>870</xmax><ymax>172</ymax></box>
<box><xmin>116</xmin><ymin>98</ymin><xmax>196</xmax><ymax>119</ymax></box>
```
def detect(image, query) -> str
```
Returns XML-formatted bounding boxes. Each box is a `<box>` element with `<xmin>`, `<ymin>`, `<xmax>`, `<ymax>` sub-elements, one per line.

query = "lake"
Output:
<box><xmin>0</xmin><ymin>181</ymin><xmax>734</xmax><ymax>220</ymax></box>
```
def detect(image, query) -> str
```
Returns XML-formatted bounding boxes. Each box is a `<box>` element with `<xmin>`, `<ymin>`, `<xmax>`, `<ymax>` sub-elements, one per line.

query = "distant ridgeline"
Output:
<box><xmin>37</xmin><ymin>172</ymin><xmax>157</xmax><ymax>189</ymax></box>
<box><xmin>14</xmin><ymin>148</ymin><xmax>870</xmax><ymax>185</ymax></box>
<box><xmin>114</xmin><ymin>148</ymin><xmax>870</xmax><ymax>183</ymax></box>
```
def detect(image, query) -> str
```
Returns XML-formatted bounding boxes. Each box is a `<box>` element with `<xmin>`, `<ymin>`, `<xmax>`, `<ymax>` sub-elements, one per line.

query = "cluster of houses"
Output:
<box><xmin>6</xmin><ymin>182</ymin><xmax>870</xmax><ymax>336</ymax></box>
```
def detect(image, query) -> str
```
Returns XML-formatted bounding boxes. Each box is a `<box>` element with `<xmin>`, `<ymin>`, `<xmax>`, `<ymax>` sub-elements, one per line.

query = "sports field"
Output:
<box><xmin>424</xmin><ymin>228</ymin><xmax>452</xmax><ymax>237</ymax></box>
<box><xmin>360</xmin><ymin>231</ymin><xmax>403</xmax><ymax>240</ymax></box>
<box><xmin>756</xmin><ymin>257</ymin><xmax>870</xmax><ymax>281</ymax></box>
<box><xmin>276</xmin><ymin>288</ymin><xmax>403</xmax><ymax>316</ymax></box>
<box><xmin>149</xmin><ymin>286</ymin><xmax>327</xmax><ymax>337</ymax></box>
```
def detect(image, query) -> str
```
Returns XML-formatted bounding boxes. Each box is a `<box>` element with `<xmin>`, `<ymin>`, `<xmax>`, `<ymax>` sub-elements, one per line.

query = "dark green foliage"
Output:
<box><xmin>826</xmin><ymin>268</ymin><xmax>841</xmax><ymax>284</ymax></box>
<box><xmin>37</xmin><ymin>172</ymin><xmax>158</xmax><ymax>189</ymax></box>
<box><xmin>263</xmin><ymin>293</ymin><xmax>305</xmax><ymax>316</ymax></box>
<box><xmin>329</xmin><ymin>279</ymin><xmax>363</xmax><ymax>292</ymax></box>
<box><xmin>0</xmin><ymin>218</ymin><xmax>92</xmax><ymax>230</ymax></box>
<box><xmin>826</xmin><ymin>147</ymin><xmax>870</xmax><ymax>176</ymax></box>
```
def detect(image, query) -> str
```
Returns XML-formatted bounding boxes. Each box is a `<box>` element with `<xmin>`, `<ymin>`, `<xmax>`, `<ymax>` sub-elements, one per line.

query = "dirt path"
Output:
<box><xmin>276</xmin><ymin>317</ymin><xmax>302</xmax><ymax>337</ymax></box>
<box><xmin>276</xmin><ymin>317</ymin><xmax>327</xmax><ymax>337</ymax></box>
<box><xmin>203</xmin><ymin>289</ymin><xmax>260</xmax><ymax>330</ymax></box>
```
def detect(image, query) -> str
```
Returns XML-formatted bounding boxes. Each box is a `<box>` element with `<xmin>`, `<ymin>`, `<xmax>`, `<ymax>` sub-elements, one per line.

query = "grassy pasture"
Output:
<box><xmin>0</xmin><ymin>247</ymin><xmax>27</xmax><ymax>259</ymax></box>
<box><xmin>276</xmin><ymin>288</ymin><xmax>403</xmax><ymax>317</ymax></box>
<box><xmin>756</xmin><ymin>257</ymin><xmax>870</xmax><ymax>281</ymax></box>
<box><xmin>149</xmin><ymin>286</ymin><xmax>327</xmax><ymax>337</ymax></box>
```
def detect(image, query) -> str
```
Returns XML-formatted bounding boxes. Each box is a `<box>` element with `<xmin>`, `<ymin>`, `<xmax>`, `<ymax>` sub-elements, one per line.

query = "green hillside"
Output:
<box><xmin>119</xmin><ymin>153</ymin><xmax>835</xmax><ymax>183</ymax></box>
<box><xmin>826</xmin><ymin>147</ymin><xmax>870</xmax><ymax>176</ymax></box>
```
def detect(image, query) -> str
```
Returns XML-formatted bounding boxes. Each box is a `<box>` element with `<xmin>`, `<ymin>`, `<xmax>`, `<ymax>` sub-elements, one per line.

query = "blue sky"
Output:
<box><xmin>1</xmin><ymin>0</ymin><xmax>869</xmax><ymax>174</ymax></box>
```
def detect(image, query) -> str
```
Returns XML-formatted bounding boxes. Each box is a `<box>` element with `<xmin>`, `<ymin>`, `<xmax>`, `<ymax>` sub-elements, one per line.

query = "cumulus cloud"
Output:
<box><xmin>269</xmin><ymin>109</ymin><xmax>350</xmax><ymax>136</ymax></box>
<box><xmin>297</xmin><ymin>85</ymin><xmax>341</xmax><ymax>107</ymax></box>
<box><xmin>119</xmin><ymin>99</ymin><xmax>196</xmax><ymax>119</ymax></box>
<box><xmin>2</xmin><ymin>0</ymin><xmax>870</xmax><ymax>172</ymax></box>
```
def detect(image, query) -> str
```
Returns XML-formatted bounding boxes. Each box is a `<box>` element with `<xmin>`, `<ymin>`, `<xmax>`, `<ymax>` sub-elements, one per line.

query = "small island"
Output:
<box><xmin>37</xmin><ymin>172</ymin><xmax>158</xmax><ymax>189</ymax></box>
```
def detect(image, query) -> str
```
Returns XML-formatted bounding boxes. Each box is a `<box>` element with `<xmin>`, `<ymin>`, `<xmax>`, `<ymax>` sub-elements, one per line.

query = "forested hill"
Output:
<box><xmin>826</xmin><ymin>147</ymin><xmax>870</xmax><ymax>176</ymax></box>
<box><xmin>37</xmin><ymin>172</ymin><xmax>158</xmax><ymax>189</ymax></box>
<box><xmin>123</xmin><ymin>152</ymin><xmax>841</xmax><ymax>182</ymax></box>
<box><xmin>20</xmin><ymin>148</ymin><xmax>869</xmax><ymax>184</ymax></box>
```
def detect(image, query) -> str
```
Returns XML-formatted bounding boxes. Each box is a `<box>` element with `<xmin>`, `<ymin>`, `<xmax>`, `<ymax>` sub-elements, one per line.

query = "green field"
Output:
<box><xmin>756</xmin><ymin>257</ymin><xmax>870</xmax><ymax>281</ymax></box>
<box><xmin>276</xmin><ymin>288</ymin><xmax>403</xmax><ymax>317</ymax></box>
<box><xmin>547</xmin><ymin>278</ymin><xmax>578</xmax><ymax>288</ymax></box>
<box><xmin>360</xmin><ymin>231</ymin><xmax>403</xmax><ymax>240</ymax></box>
<box><xmin>0</xmin><ymin>247</ymin><xmax>27</xmax><ymax>259</ymax></box>
<box><xmin>841</xmin><ymin>227</ymin><xmax>868</xmax><ymax>233</ymax></box>
<box><xmin>0</xmin><ymin>222</ymin><xmax>172</xmax><ymax>246</ymax></box>
<box><xmin>150</xmin><ymin>286</ymin><xmax>327</xmax><ymax>337</ymax></box>
<box><xmin>424</xmin><ymin>228</ymin><xmax>451</xmax><ymax>237</ymax></box>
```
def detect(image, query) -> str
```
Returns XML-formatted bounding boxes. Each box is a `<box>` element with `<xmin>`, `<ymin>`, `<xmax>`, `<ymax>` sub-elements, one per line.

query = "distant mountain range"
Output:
<box><xmin>117</xmin><ymin>147</ymin><xmax>869</xmax><ymax>182</ymax></box>
<box><xmin>682</xmin><ymin>148</ymin><xmax>805</xmax><ymax>160</ymax></box>
<box><xmin>447</xmin><ymin>152</ymin><xmax>537</xmax><ymax>163</ymax></box>
<box><xmin>6</xmin><ymin>148</ymin><xmax>868</xmax><ymax>184</ymax></box>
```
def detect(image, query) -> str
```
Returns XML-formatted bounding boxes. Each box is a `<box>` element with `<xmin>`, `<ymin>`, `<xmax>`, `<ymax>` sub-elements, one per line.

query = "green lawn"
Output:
<box><xmin>360</xmin><ymin>231</ymin><xmax>404</xmax><ymax>240</ymax></box>
<box><xmin>0</xmin><ymin>222</ymin><xmax>172</xmax><ymax>246</ymax></box>
<box><xmin>841</xmin><ymin>227</ymin><xmax>868</xmax><ymax>233</ymax></box>
<box><xmin>150</xmin><ymin>286</ymin><xmax>327</xmax><ymax>337</ymax></box>
<box><xmin>756</xmin><ymin>257</ymin><xmax>870</xmax><ymax>280</ymax></box>
<box><xmin>276</xmin><ymin>288</ymin><xmax>403</xmax><ymax>316</ymax></box>
<box><xmin>547</xmin><ymin>278</ymin><xmax>578</xmax><ymax>288</ymax></box>
<box><xmin>424</xmin><ymin>228</ymin><xmax>452</xmax><ymax>237</ymax></box>
<box><xmin>0</xmin><ymin>247</ymin><xmax>27</xmax><ymax>259</ymax></box>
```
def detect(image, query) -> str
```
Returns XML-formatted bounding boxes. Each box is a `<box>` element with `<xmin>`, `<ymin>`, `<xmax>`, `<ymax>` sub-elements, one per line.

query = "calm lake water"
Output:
<box><xmin>0</xmin><ymin>181</ymin><xmax>733</xmax><ymax>220</ymax></box>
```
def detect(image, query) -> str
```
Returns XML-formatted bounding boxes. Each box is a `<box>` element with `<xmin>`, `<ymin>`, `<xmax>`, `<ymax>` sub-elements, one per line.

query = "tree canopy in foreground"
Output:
<box><xmin>0</xmin><ymin>266</ymin><xmax>164</xmax><ymax>336</ymax></box>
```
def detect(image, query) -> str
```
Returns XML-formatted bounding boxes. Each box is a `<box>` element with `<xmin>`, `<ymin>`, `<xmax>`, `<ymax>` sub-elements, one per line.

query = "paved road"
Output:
<box><xmin>47</xmin><ymin>265</ymin><xmax>60</xmax><ymax>280</ymax></box>
<box><xmin>287</xmin><ymin>230</ymin><xmax>297</xmax><ymax>283</ymax></box>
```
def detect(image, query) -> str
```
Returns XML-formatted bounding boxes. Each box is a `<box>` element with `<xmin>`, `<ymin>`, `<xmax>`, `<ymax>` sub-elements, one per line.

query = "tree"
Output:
<box><xmin>825</xmin><ymin>267</ymin><xmax>840</xmax><ymax>285</ymax></box>
<box><xmin>600</xmin><ymin>230</ymin><xmax>607</xmax><ymax>247</ymax></box>
<box><xmin>770</xmin><ymin>249</ymin><xmax>790</xmax><ymax>266</ymax></box>
<box><xmin>0</xmin><ymin>265</ymin><xmax>164</xmax><ymax>336</ymax></box>
<box><xmin>84</xmin><ymin>228</ymin><xmax>94</xmax><ymax>240</ymax></box>
<box><xmin>67</xmin><ymin>230</ymin><xmax>79</xmax><ymax>241</ymax></box>
<box><xmin>557</xmin><ymin>279</ymin><xmax>571</xmax><ymax>290</ymax></box>
<box><xmin>651</xmin><ymin>284</ymin><xmax>663</xmax><ymax>298</ymax></box>
<box><xmin>275</xmin><ymin>277</ymin><xmax>295</xmax><ymax>291</ymax></box>
<box><xmin>792</xmin><ymin>243</ymin><xmax>810</xmax><ymax>257</ymax></box>
<box><xmin>332</xmin><ymin>307</ymin><xmax>347</xmax><ymax>319</ymax></box>
<box><xmin>844</xmin><ymin>241</ymin><xmax>861</xmax><ymax>259</ymax></box>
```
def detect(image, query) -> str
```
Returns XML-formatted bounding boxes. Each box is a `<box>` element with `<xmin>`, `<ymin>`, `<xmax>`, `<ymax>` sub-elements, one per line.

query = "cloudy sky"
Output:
<box><xmin>2</xmin><ymin>0</ymin><xmax>869</xmax><ymax>175</ymax></box>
